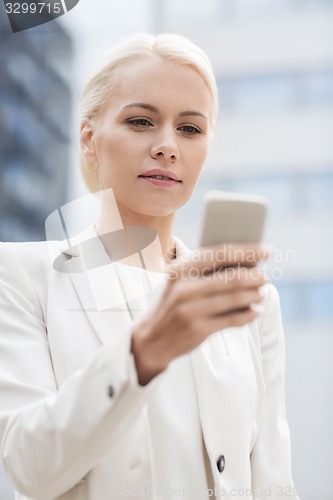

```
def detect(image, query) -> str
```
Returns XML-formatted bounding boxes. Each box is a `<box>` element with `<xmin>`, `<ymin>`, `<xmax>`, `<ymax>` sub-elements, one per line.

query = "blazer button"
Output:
<box><xmin>107</xmin><ymin>385</ymin><xmax>114</xmax><ymax>398</ymax></box>
<box><xmin>217</xmin><ymin>455</ymin><xmax>225</xmax><ymax>473</ymax></box>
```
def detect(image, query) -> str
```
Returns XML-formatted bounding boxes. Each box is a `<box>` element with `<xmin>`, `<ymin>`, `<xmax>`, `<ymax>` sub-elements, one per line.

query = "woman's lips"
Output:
<box><xmin>139</xmin><ymin>169</ymin><xmax>182</xmax><ymax>187</ymax></box>
<box><xmin>138</xmin><ymin>174</ymin><xmax>182</xmax><ymax>187</ymax></box>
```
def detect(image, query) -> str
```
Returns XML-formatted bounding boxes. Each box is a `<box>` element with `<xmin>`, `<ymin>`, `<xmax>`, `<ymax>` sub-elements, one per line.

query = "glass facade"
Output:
<box><xmin>0</xmin><ymin>14</ymin><xmax>73</xmax><ymax>242</ymax></box>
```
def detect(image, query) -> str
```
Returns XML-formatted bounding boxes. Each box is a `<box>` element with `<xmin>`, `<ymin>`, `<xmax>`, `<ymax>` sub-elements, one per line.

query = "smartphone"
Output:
<box><xmin>199</xmin><ymin>191</ymin><xmax>268</xmax><ymax>247</ymax></box>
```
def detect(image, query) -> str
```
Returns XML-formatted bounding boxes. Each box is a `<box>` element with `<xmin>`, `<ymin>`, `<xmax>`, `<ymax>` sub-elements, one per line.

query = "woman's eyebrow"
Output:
<box><xmin>179</xmin><ymin>111</ymin><xmax>207</xmax><ymax>120</ymax></box>
<box><xmin>123</xmin><ymin>103</ymin><xmax>158</xmax><ymax>113</ymax></box>
<box><xmin>123</xmin><ymin>103</ymin><xmax>207</xmax><ymax>120</ymax></box>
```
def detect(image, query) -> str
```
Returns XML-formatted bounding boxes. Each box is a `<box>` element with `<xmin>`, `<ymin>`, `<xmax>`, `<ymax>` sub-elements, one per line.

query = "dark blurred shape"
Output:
<box><xmin>0</xmin><ymin>8</ymin><xmax>73</xmax><ymax>241</ymax></box>
<box><xmin>3</xmin><ymin>0</ymin><xmax>80</xmax><ymax>33</ymax></box>
<box><xmin>64</xmin><ymin>0</ymin><xmax>80</xmax><ymax>12</ymax></box>
<box><xmin>4</xmin><ymin>0</ymin><xmax>65</xmax><ymax>33</ymax></box>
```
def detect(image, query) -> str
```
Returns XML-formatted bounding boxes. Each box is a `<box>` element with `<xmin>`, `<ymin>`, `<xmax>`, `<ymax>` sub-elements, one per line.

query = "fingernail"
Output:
<box><xmin>251</xmin><ymin>303</ymin><xmax>264</xmax><ymax>314</ymax></box>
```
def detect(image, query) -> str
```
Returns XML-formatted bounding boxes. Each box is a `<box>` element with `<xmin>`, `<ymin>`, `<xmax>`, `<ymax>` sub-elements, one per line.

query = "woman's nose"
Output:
<box><xmin>150</xmin><ymin>128</ymin><xmax>180</xmax><ymax>162</ymax></box>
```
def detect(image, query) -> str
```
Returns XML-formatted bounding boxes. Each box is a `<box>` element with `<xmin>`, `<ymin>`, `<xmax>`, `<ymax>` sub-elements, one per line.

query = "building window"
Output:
<box><xmin>218</xmin><ymin>70</ymin><xmax>333</xmax><ymax>114</ymax></box>
<box><xmin>307</xmin><ymin>172</ymin><xmax>333</xmax><ymax>212</ymax></box>
<box><xmin>233</xmin><ymin>0</ymin><xmax>291</xmax><ymax>15</ymax></box>
<box><xmin>201</xmin><ymin>171</ymin><xmax>333</xmax><ymax>216</ymax></box>
<box><xmin>220</xmin><ymin>0</ymin><xmax>333</xmax><ymax>16</ymax></box>
<box><xmin>304</xmin><ymin>71</ymin><xmax>333</xmax><ymax>107</ymax></box>
<box><xmin>277</xmin><ymin>281</ymin><xmax>333</xmax><ymax>323</ymax></box>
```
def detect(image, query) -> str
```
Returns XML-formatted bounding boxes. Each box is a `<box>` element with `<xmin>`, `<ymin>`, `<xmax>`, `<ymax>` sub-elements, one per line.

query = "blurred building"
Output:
<box><xmin>0</xmin><ymin>12</ymin><xmax>73</xmax><ymax>241</ymax></box>
<box><xmin>0</xmin><ymin>12</ymin><xmax>74</xmax><ymax>499</ymax></box>
<box><xmin>205</xmin><ymin>0</ymin><xmax>333</xmax><ymax>326</ymax></box>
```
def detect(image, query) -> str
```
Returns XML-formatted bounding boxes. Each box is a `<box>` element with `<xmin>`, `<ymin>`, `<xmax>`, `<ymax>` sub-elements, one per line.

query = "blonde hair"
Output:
<box><xmin>78</xmin><ymin>33</ymin><xmax>218</xmax><ymax>193</ymax></box>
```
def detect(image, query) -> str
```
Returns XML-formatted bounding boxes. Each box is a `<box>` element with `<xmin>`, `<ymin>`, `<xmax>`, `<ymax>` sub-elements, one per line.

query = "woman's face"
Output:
<box><xmin>81</xmin><ymin>56</ymin><xmax>212</xmax><ymax>221</ymax></box>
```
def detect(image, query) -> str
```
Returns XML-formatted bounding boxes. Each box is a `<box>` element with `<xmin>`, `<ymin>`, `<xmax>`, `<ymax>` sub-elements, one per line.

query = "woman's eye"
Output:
<box><xmin>179</xmin><ymin>125</ymin><xmax>201</xmax><ymax>134</ymax></box>
<box><xmin>127</xmin><ymin>118</ymin><xmax>152</xmax><ymax>127</ymax></box>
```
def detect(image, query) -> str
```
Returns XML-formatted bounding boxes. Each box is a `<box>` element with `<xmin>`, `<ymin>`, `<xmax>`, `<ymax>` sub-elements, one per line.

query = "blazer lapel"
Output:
<box><xmin>55</xmin><ymin>226</ymin><xmax>166</xmax><ymax>346</ymax></box>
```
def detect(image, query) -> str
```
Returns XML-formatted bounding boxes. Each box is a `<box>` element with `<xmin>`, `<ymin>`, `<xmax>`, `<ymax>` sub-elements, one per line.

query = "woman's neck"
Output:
<box><xmin>95</xmin><ymin>198</ymin><xmax>176</xmax><ymax>271</ymax></box>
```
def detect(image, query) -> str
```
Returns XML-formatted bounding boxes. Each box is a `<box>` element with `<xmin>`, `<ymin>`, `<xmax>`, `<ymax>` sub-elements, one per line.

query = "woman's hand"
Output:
<box><xmin>131</xmin><ymin>244</ymin><xmax>269</xmax><ymax>385</ymax></box>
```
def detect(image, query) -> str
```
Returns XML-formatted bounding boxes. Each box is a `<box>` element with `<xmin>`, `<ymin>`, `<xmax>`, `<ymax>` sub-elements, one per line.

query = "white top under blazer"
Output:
<box><xmin>0</xmin><ymin>226</ymin><xmax>299</xmax><ymax>500</ymax></box>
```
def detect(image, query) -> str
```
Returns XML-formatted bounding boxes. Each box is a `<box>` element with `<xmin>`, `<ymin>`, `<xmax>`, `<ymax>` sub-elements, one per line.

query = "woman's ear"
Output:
<box><xmin>80</xmin><ymin>118</ymin><xmax>97</xmax><ymax>162</ymax></box>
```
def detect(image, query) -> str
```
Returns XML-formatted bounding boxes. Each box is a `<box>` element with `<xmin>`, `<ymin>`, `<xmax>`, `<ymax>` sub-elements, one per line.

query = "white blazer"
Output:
<box><xmin>0</xmin><ymin>227</ymin><xmax>299</xmax><ymax>500</ymax></box>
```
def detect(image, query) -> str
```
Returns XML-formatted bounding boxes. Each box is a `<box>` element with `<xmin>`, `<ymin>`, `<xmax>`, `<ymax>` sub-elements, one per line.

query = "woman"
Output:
<box><xmin>0</xmin><ymin>34</ymin><xmax>299</xmax><ymax>499</ymax></box>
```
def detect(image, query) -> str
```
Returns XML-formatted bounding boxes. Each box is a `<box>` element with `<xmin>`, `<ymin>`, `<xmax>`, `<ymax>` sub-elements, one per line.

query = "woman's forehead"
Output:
<box><xmin>115</xmin><ymin>55</ymin><xmax>205</xmax><ymax>86</ymax></box>
<box><xmin>107</xmin><ymin>56</ymin><xmax>212</xmax><ymax>115</ymax></box>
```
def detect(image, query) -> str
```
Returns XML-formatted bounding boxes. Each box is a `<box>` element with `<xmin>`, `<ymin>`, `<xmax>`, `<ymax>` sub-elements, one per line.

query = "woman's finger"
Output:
<box><xmin>176</xmin><ymin>288</ymin><xmax>263</xmax><ymax>321</ymax></box>
<box><xmin>168</xmin><ymin>243</ymin><xmax>272</xmax><ymax>280</ymax></box>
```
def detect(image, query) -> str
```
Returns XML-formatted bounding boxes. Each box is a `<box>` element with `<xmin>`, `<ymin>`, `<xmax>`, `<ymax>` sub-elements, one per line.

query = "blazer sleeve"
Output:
<box><xmin>250</xmin><ymin>284</ymin><xmax>299</xmax><ymax>500</ymax></box>
<box><xmin>0</xmin><ymin>242</ymin><xmax>159</xmax><ymax>500</ymax></box>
